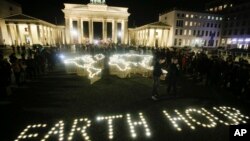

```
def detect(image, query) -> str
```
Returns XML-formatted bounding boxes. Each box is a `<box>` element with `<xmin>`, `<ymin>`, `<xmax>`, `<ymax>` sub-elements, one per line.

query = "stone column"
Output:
<box><xmin>121</xmin><ymin>20</ymin><xmax>125</xmax><ymax>44</ymax></box>
<box><xmin>89</xmin><ymin>18</ymin><xmax>93</xmax><ymax>44</ymax></box>
<box><xmin>102</xmin><ymin>19</ymin><xmax>107</xmax><ymax>42</ymax></box>
<box><xmin>37</xmin><ymin>25</ymin><xmax>40</xmax><ymax>41</ymax></box>
<box><xmin>28</xmin><ymin>24</ymin><xmax>33</xmax><ymax>44</ymax></box>
<box><xmin>112</xmin><ymin>19</ymin><xmax>117</xmax><ymax>43</ymax></box>
<box><xmin>65</xmin><ymin>18</ymin><xmax>71</xmax><ymax>44</ymax></box>
<box><xmin>47</xmin><ymin>27</ymin><xmax>50</xmax><ymax>45</ymax></box>
<box><xmin>6</xmin><ymin>24</ymin><xmax>13</xmax><ymax>45</ymax></box>
<box><xmin>78</xmin><ymin>19</ymin><xmax>81</xmax><ymax>44</ymax></box>
<box><xmin>42</xmin><ymin>26</ymin><xmax>46</xmax><ymax>45</ymax></box>
<box><xmin>16</xmin><ymin>24</ymin><xmax>21</xmax><ymax>45</ymax></box>
<box><xmin>80</xmin><ymin>19</ymin><xmax>84</xmax><ymax>43</ymax></box>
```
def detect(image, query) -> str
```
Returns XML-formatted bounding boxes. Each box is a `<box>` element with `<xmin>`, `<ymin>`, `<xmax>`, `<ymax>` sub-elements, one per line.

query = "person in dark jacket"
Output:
<box><xmin>166</xmin><ymin>57</ymin><xmax>179</xmax><ymax>96</ymax></box>
<box><xmin>0</xmin><ymin>53</ymin><xmax>12</xmax><ymax>99</ymax></box>
<box><xmin>152</xmin><ymin>56</ymin><xmax>166</xmax><ymax>100</ymax></box>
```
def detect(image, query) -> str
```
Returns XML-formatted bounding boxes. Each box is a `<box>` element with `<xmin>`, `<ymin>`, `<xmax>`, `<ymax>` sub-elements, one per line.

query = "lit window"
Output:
<box><xmin>212</xmin><ymin>16</ymin><xmax>214</xmax><ymax>20</ymax></box>
<box><xmin>209</xmin><ymin>8</ymin><xmax>213</xmax><ymax>11</ymax></box>
<box><xmin>220</xmin><ymin>17</ymin><xmax>223</xmax><ymax>21</ymax></box>
<box><xmin>189</xmin><ymin>30</ymin><xmax>192</xmax><ymax>35</ymax></box>
<box><xmin>184</xmin><ymin>30</ymin><xmax>187</xmax><ymax>35</ymax></box>
<box><xmin>224</xmin><ymin>4</ymin><xmax>227</xmax><ymax>8</ymax></box>
<box><xmin>190</xmin><ymin>22</ymin><xmax>193</xmax><ymax>26</ymax></box>
<box><xmin>208</xmin><ymin>16</ymin><xmax>211</xmax><ymax>20</ymax></box>
<box><xmin>186</xmin><ymin>14</ymin><xmax>189</xmax><ymax>18</ymax></box>
<box><xmin>230</xmin><ymin>4</ymin><xmax>233</xmax><ymax>7</ymax></box>
<box><xmin>191</xmin><ymin>14</ymin><xmax>194</xmax><ymax>18</ymax></box>
<box><xmin>219</xmin><ymin>6</ymin><xmax>223</xmax><ymax>11</ymax></box>
<box><xmin>215</xmin><ymin>7</ymin><xmax>218</xmax><ymax>12</ymax></box>
<box><xmin>185</xmin><ymin>21</ymin><xmax>188</xmax><ymax>26</ymax></box>
<box><xmin>216</xmin><ymin>17</ymin><xmax>219</xmax><ymax>20</ymax></box>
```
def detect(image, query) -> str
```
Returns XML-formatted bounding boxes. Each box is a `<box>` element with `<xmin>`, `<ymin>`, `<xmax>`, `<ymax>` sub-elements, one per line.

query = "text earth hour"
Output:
<box><xmin>15</xmin><ymin>106</ymin><xmax>249</xmax><ymax>141</ymax></box>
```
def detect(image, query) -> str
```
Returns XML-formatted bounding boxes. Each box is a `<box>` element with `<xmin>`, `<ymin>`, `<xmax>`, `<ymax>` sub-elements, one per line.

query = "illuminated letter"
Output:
<box><xmin>213</xmin><ymin>106</ymin><xmax>249</xmax><ymax>125</ymax></box>
<box><xmin>41</xmin><ymin>121</ymin><xmax>64</xmax><ymax>141</ymax></box>
<box><xmin>67</xmin><ymin>118</ymin><xmax>91</xmax><ymax>141</ymax></box>
<box><xmin>163</xmin><ymin>110</ymin><xmax>195</xmax><ymax>131</ymax></box>
<box><xmin>126</xmin><ymin>113</ymin><xmax>151</xmax><ymax>138</ymax></box>
<box><xmin>96</xmin><ymin>115</ymin><xmax>123</xmax><ymax>139</ymax></box>
<box><xmin>15</xmin><ymin>124</ymin><xmax>46</xmax><ymax>141</ymax></box>
<box><xmin>185</xmin><ymin>108</ymin><xmax>217</xmax><ymax>128</ymax></box>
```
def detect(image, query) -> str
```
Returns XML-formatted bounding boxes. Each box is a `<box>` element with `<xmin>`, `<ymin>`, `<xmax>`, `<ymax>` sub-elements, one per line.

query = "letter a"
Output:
<box><xmin>234</xmin><ymin>129</ymin><xmax>241</xmax><ymax>136</ymax></box>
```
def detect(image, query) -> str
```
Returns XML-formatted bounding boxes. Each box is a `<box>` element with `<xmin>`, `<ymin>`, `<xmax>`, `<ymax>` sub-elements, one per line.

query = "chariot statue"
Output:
<box><xmin>90</xmin><ymin>0</ymin><xmax>106</xmax><ymax>4</ymax></box>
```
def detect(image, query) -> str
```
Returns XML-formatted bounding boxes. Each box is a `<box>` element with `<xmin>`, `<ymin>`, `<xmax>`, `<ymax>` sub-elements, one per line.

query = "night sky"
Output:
<box><xmin>17</xmin><ymin>0</ymin><xmax>210</xmax><ymax>27</ymax></box>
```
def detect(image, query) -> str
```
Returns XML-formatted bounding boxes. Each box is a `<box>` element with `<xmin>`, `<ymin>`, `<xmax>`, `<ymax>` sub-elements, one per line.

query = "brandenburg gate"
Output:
<box><xmin>62</xmin><ymin>0</ymin><xmax>130</xmax><ymax>45</ymax></box>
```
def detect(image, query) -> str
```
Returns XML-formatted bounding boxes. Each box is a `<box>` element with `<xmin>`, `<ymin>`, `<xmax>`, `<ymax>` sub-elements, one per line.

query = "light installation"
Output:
<box><xmin>15</xmin><ymin>106</ymin><xmax>249</xmax><ymax>140</ymax></box>
<box><xmin>64</xmin><ymin>53</ymin><xmax>167</xmax><ymax>82</ymax></box>
<box><xmin>109</xmin><ymin>54</ymin><xmax>154</xmax><ymax>72</ymax></box>
<box><xmin>63</xmin><ymin>54</ymin><xmax>105</xmax><ymax>79</ymax></box>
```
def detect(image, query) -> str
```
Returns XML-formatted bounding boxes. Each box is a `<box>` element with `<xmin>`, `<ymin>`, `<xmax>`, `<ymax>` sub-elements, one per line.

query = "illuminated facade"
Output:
<box><xmin>128</xmin><ymin>22</ymin><xmax>171</xmax><ymax>47</ymax></box>
<box><xmin>62</xmin><ymin>0</ymin><xmax>130</xmax><ymax>45</ymax></box>
<box><xmin>159</xmin><ymin>10</ymin><xmax>223</xmax><ymax>47</ymax></box>
<box><xmin>206</xmin><ymin>0</ymin><xmax>250</xmax><ymax>49</ymax></box>
<box><xmin>0</xmin><ymin>14</ymin><xmax>65</xmax><ymax>46</ymax></box>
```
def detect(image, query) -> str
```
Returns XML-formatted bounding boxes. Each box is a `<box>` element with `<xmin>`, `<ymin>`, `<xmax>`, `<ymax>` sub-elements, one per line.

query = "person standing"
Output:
<box><xmin>0</xmin><ymin>53</ymin><xmax>12</xmax><ymax>99</ymax></box>
<box><xmin>166</xmin><ymin>57</ymin><xmax>179</xmax><ymax>96</ymax></box>
<box><xmin>152</xmin><ymin>56</ymin><xmax>166</xmax><ymax>100</ymax></box>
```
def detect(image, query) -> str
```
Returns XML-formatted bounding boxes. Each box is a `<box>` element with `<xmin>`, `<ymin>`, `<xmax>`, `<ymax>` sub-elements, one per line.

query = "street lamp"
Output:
<box><xmin>118</xmin><ymin>31</ymin><xmax>122</xmax><ymax>37</ymax></box>
<box><xmin>94</xmin><ymin>40</ymin><xmax>99</xmax><ymax>45</ymax></box>
<box><xmin>71</xmin><ymin>29</ymin><xmax>78</xmax><ymax>37</ymax></box>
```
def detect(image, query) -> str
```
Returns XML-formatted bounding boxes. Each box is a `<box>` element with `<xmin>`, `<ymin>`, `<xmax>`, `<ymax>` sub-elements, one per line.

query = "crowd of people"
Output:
<box><xmin>0</xmin><ymin>46</ymin><xmax>60</xmax><ymax>99</ymax></box>
<box><xmin>151</xmin><ymin>47</ymin><xmax>250</xmax><ymax>101</ymax></box>
<box><xmin>1</xmin><ymin>44</ymin><xmax>249</xmax><ymax>102</ymax></box>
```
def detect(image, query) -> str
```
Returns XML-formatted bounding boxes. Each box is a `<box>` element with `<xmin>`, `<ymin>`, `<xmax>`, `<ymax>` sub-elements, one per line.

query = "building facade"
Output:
<box><xmin>206</xmin><ymin>0</ymin><xmax>250</xmax><ymax>49</ymax></box>
<box><xmin>0</xmin><ymin>14</ymin><xmax>65</xmax><ymax>46</ymax></box>
<box><xmin>159</xmin><ymin>10</ymin><xmax>223</xmax><ymax>47</ymax></box>
<box><xmin>128</xmin><ymin>22</ymin><xmax>171</xmax><ymax>47</ymax></box>
<box><xmin>62</xmin><ymin>1</ymin><xmax>130</xmax><ymax>45</ymax></box>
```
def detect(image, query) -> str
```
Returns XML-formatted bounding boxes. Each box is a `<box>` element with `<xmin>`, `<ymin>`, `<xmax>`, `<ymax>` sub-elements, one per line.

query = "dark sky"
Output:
<box><xmin>17</xmin><ymin>0</ymin><xmax>210</xmax><ymax>27</ymax></box>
